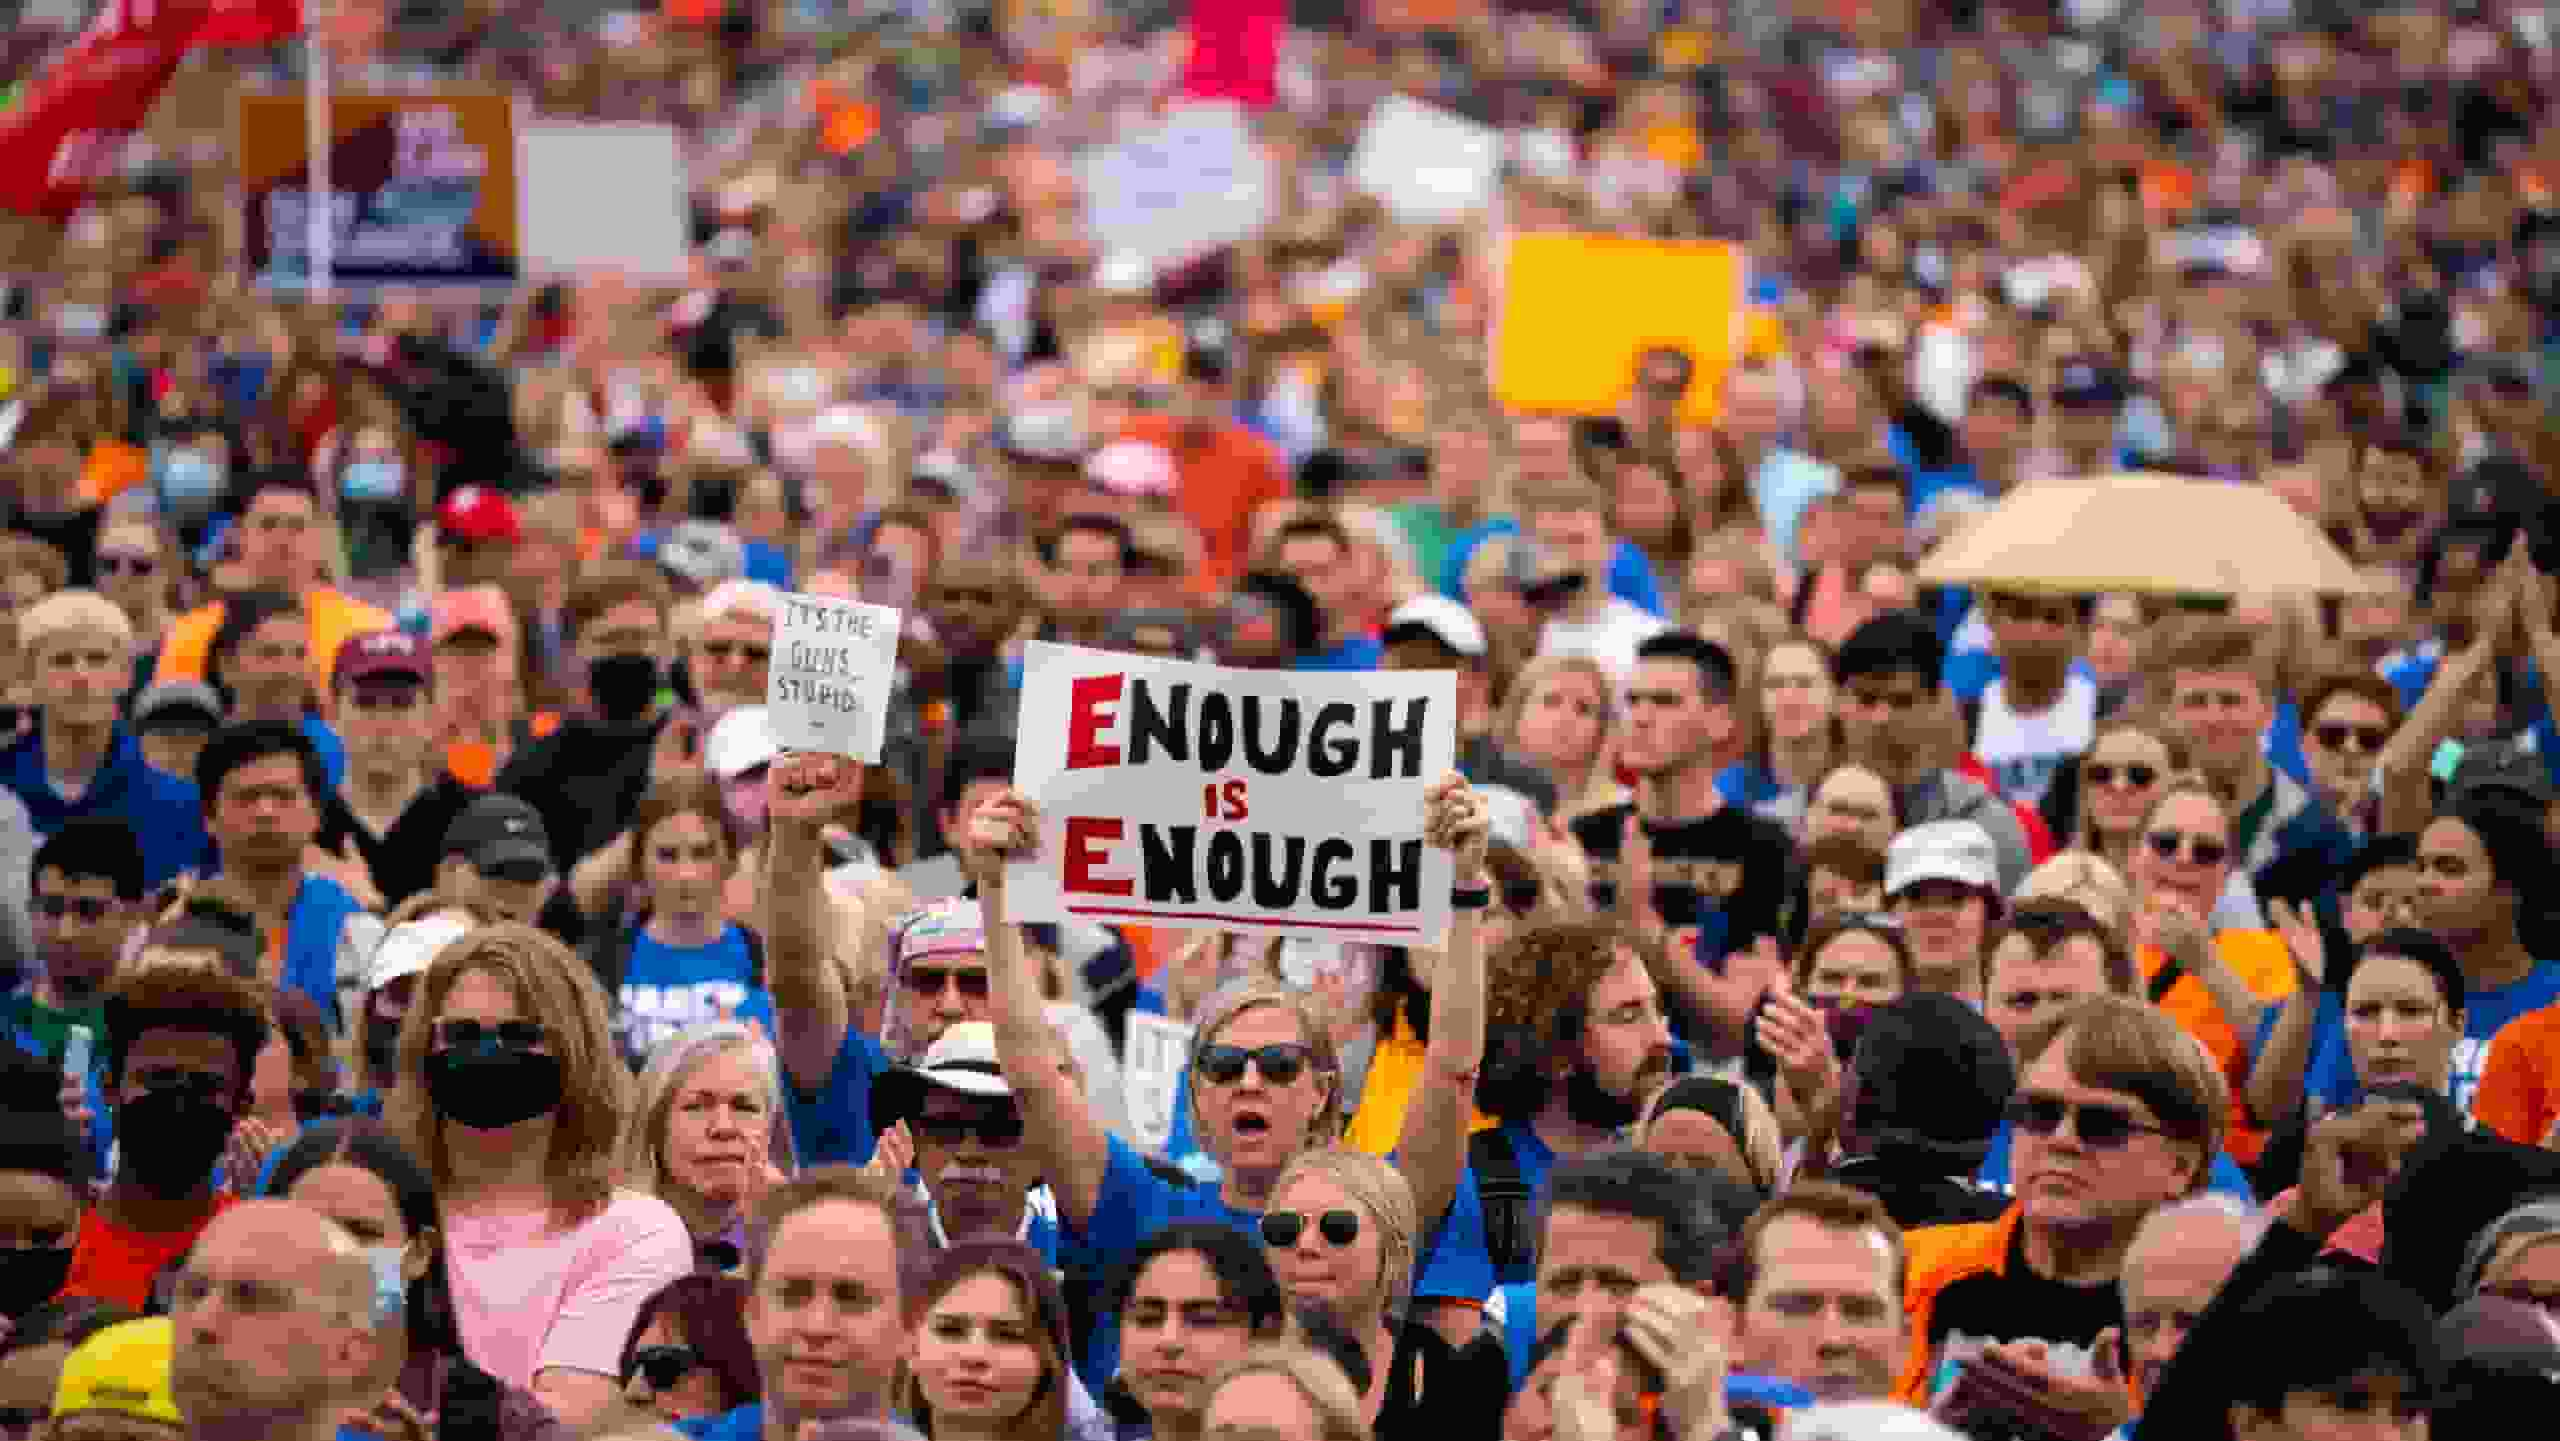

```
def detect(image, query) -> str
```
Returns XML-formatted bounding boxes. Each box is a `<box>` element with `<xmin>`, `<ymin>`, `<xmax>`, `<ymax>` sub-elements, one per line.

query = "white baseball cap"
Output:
<box><xmin>366</xmin><ymin>912</ymin><xmax>474</xmax><ymax>994</ymax></box>
<box><xmin>707</xmin><ymin>705</ymin><xmax>780</xmax><ymax>781</ymax></box>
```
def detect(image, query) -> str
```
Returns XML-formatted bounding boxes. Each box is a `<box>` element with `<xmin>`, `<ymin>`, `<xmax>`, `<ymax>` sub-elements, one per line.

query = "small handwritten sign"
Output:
<box><xmin>765</xmin><ymin>593</ymin><xmax>901</xmax><ymax>761</ymax></box>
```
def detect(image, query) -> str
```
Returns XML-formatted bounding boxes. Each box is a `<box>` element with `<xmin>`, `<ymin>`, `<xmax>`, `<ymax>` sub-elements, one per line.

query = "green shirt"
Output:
<box><xmin>1390</xmin><ymin>502</ymin><xmax>1457</xmax><ymax>592</ymax></box>
<box><xmin>1</xmin><ymin>988</ymin><xmax>102</xmax><ymax>1064</ymax></box>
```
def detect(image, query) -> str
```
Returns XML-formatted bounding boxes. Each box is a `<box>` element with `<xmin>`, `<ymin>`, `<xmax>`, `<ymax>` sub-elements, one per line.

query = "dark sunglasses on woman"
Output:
<box><xmin>1260</xmin><ymin>1208</ymin><xmax>1362</xmax><ymax>1249</ymax></box>
<box><xmin>626</xmin><ymin>1344</ymin><xmax>703</xmax><ymax>1391</ymax></box>
<box><xmin>1195</xmin><ymin>1042</ymin><xmax>1315</xmax><ymax>1086</ymax></box>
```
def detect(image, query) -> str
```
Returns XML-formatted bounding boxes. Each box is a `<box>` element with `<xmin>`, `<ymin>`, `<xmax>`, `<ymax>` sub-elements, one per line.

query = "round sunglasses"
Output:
<box><xmin>1260</xmin><ymin>1208</ymin><xmax>1362</xmax><ymax>1249</ymax></box>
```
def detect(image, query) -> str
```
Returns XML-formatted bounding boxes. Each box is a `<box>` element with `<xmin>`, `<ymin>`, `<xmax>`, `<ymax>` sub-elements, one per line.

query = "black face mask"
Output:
<box><xmin>116</xmin><ymin>1087</ymin><xmax>236</xmax><ymax>1197</ymax></box>
<box><xmin>587</xmin><ymin>653</ymin><xmax>662</xmax><ymax>725</ymax></box>
<box><xmin>1562</xmin><ymin>1060</ymin><xmax>1645</xmax><ymax>1132</ymax></box>
<box><xmin>364</xmin><ymin>1015</ymin><xmax>403</xmax><ymax>1076</ymax></box>
<box><xmin>425</xmin><ymin>1048</ymin><xmax>564</xmax><ymax>1130</ymax></box>
<box><xmin>0</xmin><ymin>1246</ymin><xmax>71</xmax><ymax>1319</ymax></box>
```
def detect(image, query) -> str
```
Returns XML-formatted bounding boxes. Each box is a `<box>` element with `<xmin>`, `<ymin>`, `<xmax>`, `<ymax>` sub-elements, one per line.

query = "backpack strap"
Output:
<box><xmin>1470</xmin><ymin>1127</ymin><xmax>1534</xmax><ymax>1281</ymax></box>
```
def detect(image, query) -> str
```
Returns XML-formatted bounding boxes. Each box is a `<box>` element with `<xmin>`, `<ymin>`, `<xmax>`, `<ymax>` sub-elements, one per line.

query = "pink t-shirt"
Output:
<box><xmin>444</xmin><ymin>1189</ymin><xmax>693</xmax><ymax>1392</ymax></box>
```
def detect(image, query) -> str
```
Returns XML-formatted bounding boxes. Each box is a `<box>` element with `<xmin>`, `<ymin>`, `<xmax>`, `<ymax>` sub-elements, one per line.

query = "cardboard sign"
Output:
<box><xmin>237</xmin><ymin>92</ymin><xmax>520</xmax><ymax>293</ymax></box>
<box><xmin>1005</xmin><ymin>641</ymin><xmax>1456</xmax><ymax>945</ymax></box>
<box><xmin>1349</xmin><ymin>96</ymin><xmax>1501</xmax><ymax>224</ymax></box>
<box><xmin>518</xmin><ymin>123</ymin><xmax>689</xmax><ymax>283</ymax></box>
<box><xmin>1076</xmin><ymin>102</ymin><xmax>1272</xmax><ymax>273</ymax></box>
<box><xmin>1123</xmin><ymin>1010</ymin><xmax>1196</xmax><ymax>1156</ymax></box>
<box><xmin>1491</xmin><ymin>232</ymin><xmax>1747</xmax><ymax>425</ymax></box>
<box><xmin>764</xmin><ymin>593</ymin><xmax>901</xmax><ymax>762</ymax></box>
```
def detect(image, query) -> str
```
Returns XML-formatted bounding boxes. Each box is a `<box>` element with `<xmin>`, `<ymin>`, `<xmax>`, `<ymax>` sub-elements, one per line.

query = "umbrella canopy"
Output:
<box><xmin>1916</xmin><ymin>471</ymin><xmax>2388</xmax><ymax>597</ymax></box>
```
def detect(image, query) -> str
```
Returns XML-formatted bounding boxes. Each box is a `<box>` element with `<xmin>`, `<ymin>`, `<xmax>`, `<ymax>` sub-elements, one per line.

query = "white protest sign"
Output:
<box><xmin>1005</xmin><ymin>641</ymin><xmax>1456</xmax><ymax>946</ymax></box>
<box><xmin>1076</xmin><ymin>102</ymin><xmax>1273</xmax><ymax>273</ymax></box>
<box><xmin>519</xmin><ymin>123</ymin><xmax>690</xmax><ymax>284</ymax></box>
<box><xmin>1123</xmin><ymin>1011</ymin><xmax>1196</xmax><ymax>1156</ymax></box>
<box><xmin>764</xmin><ymin>593</ymin><xmax>901</xmax><ymax>761</ymax></box>
<box><xmin>1349</xmin><ymin>95</ymin><xmax>1503</xmax><ymax>223</ymax></box>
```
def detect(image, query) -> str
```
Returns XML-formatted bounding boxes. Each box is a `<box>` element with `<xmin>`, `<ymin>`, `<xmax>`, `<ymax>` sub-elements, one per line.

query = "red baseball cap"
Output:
<box><xmin>436</xmin><ymin>485</ymin><xmax>522</xmax><ymax>545</ymax></box>
<box><xmin>333</xmin><ymin>628</ymin><xmax>430</xmax><ymax>691</ymax></box>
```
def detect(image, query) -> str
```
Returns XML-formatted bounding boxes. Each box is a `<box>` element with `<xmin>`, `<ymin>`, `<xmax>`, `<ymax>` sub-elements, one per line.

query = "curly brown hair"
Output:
<box><xmin>1484</xmin><ymin>918</ymin><xmax>1644</xmax><ymax>1047</ymax></box>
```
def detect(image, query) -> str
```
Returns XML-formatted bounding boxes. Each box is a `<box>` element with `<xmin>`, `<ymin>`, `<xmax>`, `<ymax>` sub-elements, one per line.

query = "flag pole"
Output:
<box><xmin>305</xmin><ymin>1</ymin><xmax>332</xmax><ymax>302</ymax></box>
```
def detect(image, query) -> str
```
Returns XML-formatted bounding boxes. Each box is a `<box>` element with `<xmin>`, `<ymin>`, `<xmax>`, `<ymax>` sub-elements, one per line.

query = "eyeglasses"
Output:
<box><xmin>96</xmin><ymin>553</ymin><xmax>157</xmax><ymax>578</ymax></box>
<box><xmin>2312</xmin><ymin>722</ymin><xmax>2390</xmax><ymax>754</ymax></box>
<box><xmin>904</xmin><ymin>965</ymin><xmax>991</xmax><ymax>999</ymax></box>
<box><xmin>2145</xmin><ymin>830</ymin><xmax>2229</xmax><ymax>867</ymax></box>
<box><xmin>1828</xmin><ymin>910</ymin><xmax>1903</xmax><ymax>931</ymax></box>
<box><xmin>293</xmin><ymin>1088</ymin><xmax>354</xmax><ymax>1124</ymax></box>
<box><xmin>1259</xmin><ymin>1208</ymin><xmax>1362</xmax><ymax>1249</ymax></box>
<box><xmin>1195</xmin><ymin>1042</ymin><xmax>1316</xmax><ymax>1086</ymax></box>
<box><xmin>2006</xmin><ymin>1092</ymin><xmax>2167</xmax><ymax>1150</ymax></box>
<box><xmin>33</xmin><ymin>894</ymin><xmax>114</xmax><ymax>923</ymax></box>
<box><xmin>701</xmin><ymin>641</ymin><xmax>771</xmax><ymax>663</ymax></box>
<box><xmin>2083</xmin><ymin>762</ymin><xmax>2158</xmax><ymax>789</ymax></box>
<box><xmin>626</xmin><ymin>1344</ymin><xmax>703</xmax><ymax>1391</ymax></box>
<box><xmin>912</xmin><ymin>1110</ymin><xmax>1027</xmax><ymax>1147</ymax></box>
<box><xmin>430</xmin><ymin>1018</ymin><xmax>548</xmax><ymax>1054</ymax></box>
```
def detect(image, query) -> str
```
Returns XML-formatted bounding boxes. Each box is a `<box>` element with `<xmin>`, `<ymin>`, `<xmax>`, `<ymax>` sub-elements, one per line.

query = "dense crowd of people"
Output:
<box><xmin>6</xmin><ymin>0</ymin><xmax>2560</xmax><ymax>1440</ymax></box>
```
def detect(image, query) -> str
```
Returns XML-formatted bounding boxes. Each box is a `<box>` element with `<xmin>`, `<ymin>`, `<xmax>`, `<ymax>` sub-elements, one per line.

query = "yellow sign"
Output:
<box><xmin>1490</xmin><ymin>232</ymin><xmax>1746</xmax><ymax>426</ymax></box>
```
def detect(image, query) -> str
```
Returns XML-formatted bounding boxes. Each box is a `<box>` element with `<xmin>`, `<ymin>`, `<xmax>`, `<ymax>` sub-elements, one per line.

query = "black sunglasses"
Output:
<box><xmin>33</xmin><ymin>894</ymin><xmax>115</xmax><ymax>922</ymax></box>
<box><xmin>905</xmin><ymin>965</ymin><xmax>991</xmax><ymax>999</ymax></box>
<box><xmin>2082</xmin><ymin>762</ymin><xmax>2158</xmax><ymax>789</ymax></box>
<box><xmin>1501</xmin><ymin>879</ymin><xmax>1544</xmax><ymax>916</ymax></box>
<box><xmin>2312</xmin><ymin>722</ymin><xmax>2389</xmax><ymax>754</ymax></box>
<box><xmin>293</xmin><ymin>1088</ymin><xmax>355</xmax><ymax>1124</ymax></box>
<box><xmin>475</xmin><ymin>856</ymin><xmax>551</xmax><ymax>886</ymax></box>
<box><xmin>701</xmin><ymin>641</ymin><xmax>772</xmax><ymax>663</ymax></box>
<box><xmin>1260</xmin><ymin>1208</ymin><xmax>1362</xmax><ymax>1249</ymax></box>
<box><xmin>1196</xmin><ymin>1042</ymin><xmax>1315</xmax><ymax>1087</ymax></box>
<box><xmin>912</xmin><ymin>1110</ymin><xmax>1027</xmax><ymax>1147</ymax></box>
<box><xmin>2145</xmin><ymin>830</ymin><xmax>2229</xmax><ymax>867</ymax></box>
<box><xmin>431</xmin><ymin>1018</ymin><xmax>548</xmax><ymax>1054</ymax></box>
<box><xmin>2006</xmin><ymin>1093</ymin><xmax>2166</xmax><ymax>1150</ymax></box>
<box><xmin>626</xmin><ymin>1344</ymin><xmax>702</xmax><ymax>1391</ymax></box>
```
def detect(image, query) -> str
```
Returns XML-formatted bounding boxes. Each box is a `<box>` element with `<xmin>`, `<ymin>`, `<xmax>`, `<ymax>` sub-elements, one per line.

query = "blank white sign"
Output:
<box><xmin>517</xmin><ymin>123</ymin><xmax>687</xmax><ymax>283</ymax></box>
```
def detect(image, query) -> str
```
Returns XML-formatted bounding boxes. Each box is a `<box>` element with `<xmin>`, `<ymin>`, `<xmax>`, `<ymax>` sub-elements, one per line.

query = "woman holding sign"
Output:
<box><xmin>962</xmin><ymin>774</ymin><xmax>1501</xmax><ymax>1392</ymax></box>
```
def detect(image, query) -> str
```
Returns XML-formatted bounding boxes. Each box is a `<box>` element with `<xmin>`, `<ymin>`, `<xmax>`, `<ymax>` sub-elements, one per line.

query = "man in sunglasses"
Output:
<box><xmin>1894</xmin><ymin>994</ymin><xmax>2227</xmax><ymax>1425</ymax></box>
<box><xmin>869</xmin><ymin>1021</ymin><xmax>1054</xmax><ymax>1261</ymax></box>
<box><xmin>61</xmin><ymin>965</ymin><xmax>268</xmax><ymax>1311</ymax></box>
<box><xmin>887</xmin><ymin>900</ymin><xmax>994</xmax><ymax>1061</ymax></box>
<box><xmin>2296</xmin><ymin>671</ymin><xmax>2400</xmax><ymax>838</ymax></box>
<box><xmin>1</xmin><ymin>591</ymin><xmax>210</xmax><ymax>893</ymax></box>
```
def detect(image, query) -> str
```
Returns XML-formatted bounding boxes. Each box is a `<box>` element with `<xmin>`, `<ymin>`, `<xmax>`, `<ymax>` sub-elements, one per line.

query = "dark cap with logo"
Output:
<box><xmin>441</xmin><ymin>793</ymin><xmax>553</xmax><ymax>874</ymax></box>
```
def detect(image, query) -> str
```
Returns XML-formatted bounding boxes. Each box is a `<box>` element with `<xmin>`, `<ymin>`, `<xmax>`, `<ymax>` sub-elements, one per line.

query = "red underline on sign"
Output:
<box><xmin>1064</xmin><ymin>905</ymin><xmax>1423</xmax><ymax>934</ymax></box>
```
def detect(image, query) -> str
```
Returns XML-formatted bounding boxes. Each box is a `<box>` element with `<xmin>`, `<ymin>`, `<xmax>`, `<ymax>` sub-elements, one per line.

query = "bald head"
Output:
<box><xmin>189</xmin><ymin>1200</ymin><xmax>381</xmax><ymax>1327</ymax></box>
<box><xmin>171</xmin><ymin>1201</ymin><xmax>394</xmax><ymax>1425</ymax></box>
<box><xmin>2122</xmin><ymin>1200</ymin><xmax>2264</xmax><ymax>1405</ymax></box>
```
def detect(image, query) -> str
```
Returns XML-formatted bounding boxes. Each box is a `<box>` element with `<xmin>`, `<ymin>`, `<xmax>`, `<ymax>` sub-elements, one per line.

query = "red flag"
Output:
<box><xmin>1176</xmin><ymin>0</ymin><xmax>1282</xmax><ymax>109</ymax></box>
<box><xmin>0</xmin><ymin>0</ymin><xmax>301</xmax><ymax>223</ymax></box>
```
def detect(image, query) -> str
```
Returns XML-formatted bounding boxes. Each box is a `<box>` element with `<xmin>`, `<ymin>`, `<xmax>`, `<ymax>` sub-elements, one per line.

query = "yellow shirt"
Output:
<box><xmin>1343</xmin><ymin>1003</ymin><xmax>1496</xmax><ymax>1157</ymax></box>
<box><xmin>152</xmin><ymin>588</ymin><xmax>396</xmax><ymax>697</ymax></box>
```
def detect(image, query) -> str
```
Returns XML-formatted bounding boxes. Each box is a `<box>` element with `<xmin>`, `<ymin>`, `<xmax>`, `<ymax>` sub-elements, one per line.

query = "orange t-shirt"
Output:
<box><xmin>152</xmin><ymin>587</ymin><xmax>395</xmax><ymax>697</ymax></box>
<box><xmin>2138</xmin><ymin>930</ymin><xmax>2297</xmax><ymax>1165</ymax></box>
<box><xmin>61</xmin><ymin>1195</ymin><xmax>236</xmax><ymax>1311</ymax></box>
<box><xmin>2473</xmin><ymin>1002</ymin><xmax>2560</xmax><ymax>1146</ymax></box>
<box><xmin>1117</xmin><ymin>414</ymin><xmax>1290</xmax><ymax>593</ymax></box>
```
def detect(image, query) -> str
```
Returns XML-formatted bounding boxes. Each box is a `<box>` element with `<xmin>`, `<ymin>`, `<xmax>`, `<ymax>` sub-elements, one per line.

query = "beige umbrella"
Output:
<box><xmin>1916</xmin><ymin>471</ymin><xmax>2388</xmax><ymax>597</ymax></box>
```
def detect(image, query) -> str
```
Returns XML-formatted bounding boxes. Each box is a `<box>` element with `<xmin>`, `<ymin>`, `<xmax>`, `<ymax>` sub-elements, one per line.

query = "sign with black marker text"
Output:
<box><xmin>765</xmin><ymin>593</ymin><xmax>900</xmax><ymax>761</ymax></box>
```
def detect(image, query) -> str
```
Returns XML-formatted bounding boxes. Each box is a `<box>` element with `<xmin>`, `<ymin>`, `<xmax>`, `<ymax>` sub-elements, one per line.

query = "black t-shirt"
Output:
<box><xmin>1570</xmin><ymin>801</ymin><xmax>1798</xmax><ymax>964</ymax></box>
<box><xmin>1925</xmin><ymin>1222</ymin><xmax>2123</xmax><ymax>1386</ymax></box>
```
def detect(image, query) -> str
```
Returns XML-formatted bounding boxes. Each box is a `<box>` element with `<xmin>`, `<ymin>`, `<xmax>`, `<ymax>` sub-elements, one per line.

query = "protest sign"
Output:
<box><xmin>1005</xmin><ymin>641</ymin><xmax>1456</xmax><ymax>946</ymax></box>
<box><xmin>237</xmin><ymin>92</ymin><xmax>519</xmax><ymax>293</ymax></box>
<box><xmin>1123</xmin><ymin>1011</ymin><xmax>1196</xmax><ymax>1156</ymax></box>
<box><xmin>764</xmin><ymin>592</ymin><xmax>901</xmax><ymax>762</ymax></box>
<box><xmin>1076</xmin><ymin>102</ymin><xmax>1271</xmax><ymax>274</ymax></box>
<box><xmin>1490</xmin><ymin>232</ymin><xmax>1746</xmax><ymax>425</ymax></box>
<box><xmin>518</xmin><ymin>123</ymin><xmax>688</xmax><ymax>282</ymax></box>
<box><xmin>1349</xmin><ymin>96</ymin><xmax>1502</xmax><ymax>223</ymax></box>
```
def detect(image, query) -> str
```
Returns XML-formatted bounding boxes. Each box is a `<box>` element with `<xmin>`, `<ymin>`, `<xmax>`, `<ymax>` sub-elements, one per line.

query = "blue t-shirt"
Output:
<box><xmin>788</xmin><ymin>1021</ymin><xmax>892</xmax><ymax>1169</ymax></box>
<box><xmin>1976</xmin><ymin>1115</ymin><xmax>2255</xmax><ymax>1199</ymax></box>
<box><xmin>676</xmin><ymin>1405</ymin><xmax>763</xmax><ymax>1441</ymax></box>
<box><xmin>1064</xmin><ymin>1132</ymin><xmax>1496</xmax><ymax>1390</ymax></box>
<box><xmin>2250</xmin><ymin>959</ymin><xmax>2560</xmax><ymax>1117</ymax></box>
<box><xmin>301</xmin><ymin>714</ymin><xmax>348</xmax><ymax>792</ymax></box>
<box><xmin>1295</xmin><ymin>634</ymin><xmax>1384</xmax><ymax>672</ymax></box>
<box><xmin>1473</xmin><ymin>1117</ymin><xmax>1558</xmax><ymax>1287</ymax></box>
<box><xmin>619</xmin><ymin>927</ymin><xmax>776</xmax><ymax>1059</ymax></box>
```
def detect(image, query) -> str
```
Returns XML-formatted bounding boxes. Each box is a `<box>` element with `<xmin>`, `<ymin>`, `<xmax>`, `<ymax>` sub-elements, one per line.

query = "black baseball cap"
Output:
<box><xmin>441</xmin><ymin>794</ymin><xmax>553</xmax><ymax>876</ymax></box>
